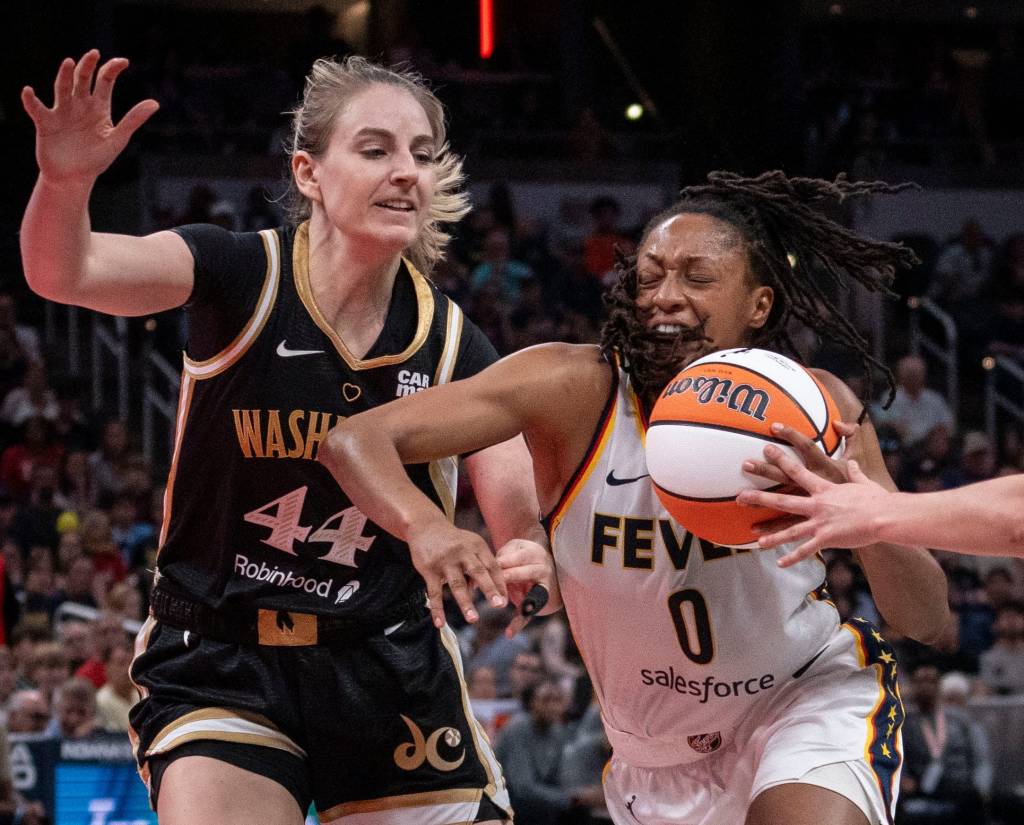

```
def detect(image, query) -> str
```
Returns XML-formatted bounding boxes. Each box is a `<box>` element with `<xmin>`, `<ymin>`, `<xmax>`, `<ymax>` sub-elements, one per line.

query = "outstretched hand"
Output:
<box><xmin>736</xmin><ymin>446</ymin><xmax>891</xmax><ymax>567</ymax></box>
<box><xmin>22</xmin><ymin>50</ymin><xmax>158</xmax><ymax>184</ymax></box>
<box><xmin>406</xmin><ymin>520</ymin><xmax>507</xmax><ymax>629</ymax></box>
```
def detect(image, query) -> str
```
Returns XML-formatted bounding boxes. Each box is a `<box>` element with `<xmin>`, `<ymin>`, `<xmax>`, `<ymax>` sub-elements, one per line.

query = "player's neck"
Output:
<box><xmin>306</xmin><ymin>217</ymin><xmax>402</xmax><ymax>337</ymax></box>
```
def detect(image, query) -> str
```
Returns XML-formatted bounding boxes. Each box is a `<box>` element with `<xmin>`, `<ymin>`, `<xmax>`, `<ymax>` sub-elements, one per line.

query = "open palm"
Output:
<box><xmin>22</xmin><ymin>49</ymin><xmax>158</xmax><ymax>184</ymax></box>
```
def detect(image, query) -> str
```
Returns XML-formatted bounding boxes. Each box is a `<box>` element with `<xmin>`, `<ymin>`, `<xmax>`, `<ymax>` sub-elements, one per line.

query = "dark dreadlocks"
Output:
<box><xmin>600</xmin><ymin>170</ymin><xmax>919</xmax><ymax>414</ymax></box>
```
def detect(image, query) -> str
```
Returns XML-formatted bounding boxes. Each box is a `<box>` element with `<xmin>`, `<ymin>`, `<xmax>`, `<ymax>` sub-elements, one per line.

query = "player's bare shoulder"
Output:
<box><xmin>505</xmin><ymin>342</ymin><xmax>612</xmax><ymax>415</ymax></box>
<box><xmin>808</xmin><ymin>367</ymin><xmax>861</xmax><ymax>422</ymax></box>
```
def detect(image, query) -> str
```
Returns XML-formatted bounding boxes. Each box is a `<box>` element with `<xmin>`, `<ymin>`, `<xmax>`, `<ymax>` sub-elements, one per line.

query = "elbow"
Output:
<box><xmin>896</xmin><ymin>607</ymin><xmax>956</xmax><ymax>650</ymax></box>
<box><xmin>22</xmin><ymin>263</ymin><xmax>72</xmax><ymax>305</ymax></box>
<box><xmin>317</xmin><ymin>419</ymin><xmax>362</xmax><ymax>477</ymax></box>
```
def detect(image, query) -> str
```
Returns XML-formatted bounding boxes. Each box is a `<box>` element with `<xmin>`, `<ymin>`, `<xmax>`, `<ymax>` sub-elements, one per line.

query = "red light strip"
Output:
<box><xmin>480</xmin><ymin>0</ymin><xmax>494</xmax><ymax>59</ymax></box>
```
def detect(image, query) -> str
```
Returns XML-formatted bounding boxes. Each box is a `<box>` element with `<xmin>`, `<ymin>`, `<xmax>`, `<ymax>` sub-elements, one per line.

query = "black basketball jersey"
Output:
<box><xmin>156</xmin><ymin>222</ymin><xmax>498</xmax><ymax>621</ymax></box>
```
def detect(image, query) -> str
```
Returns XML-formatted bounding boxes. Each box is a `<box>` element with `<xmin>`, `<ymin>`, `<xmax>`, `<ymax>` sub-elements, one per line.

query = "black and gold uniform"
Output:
<box><xmin>130</xmin><ymin>222</ymin><xmax>511</xmax><ymax>823</ymax></box>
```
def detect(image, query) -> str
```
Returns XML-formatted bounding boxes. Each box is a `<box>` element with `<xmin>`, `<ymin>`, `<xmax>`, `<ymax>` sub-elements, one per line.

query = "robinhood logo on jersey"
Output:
<box><xmin>234</xmin><ymin>554</ymin><xmax>358</xmax><ymax>604</ymax></box>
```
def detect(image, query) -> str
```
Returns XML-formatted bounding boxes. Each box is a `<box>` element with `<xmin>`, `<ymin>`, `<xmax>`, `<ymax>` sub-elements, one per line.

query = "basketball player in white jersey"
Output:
<box><xmin>320</xmin><ymin>172</ymin><xmax>953</xmax><ymax>825</ymax></box>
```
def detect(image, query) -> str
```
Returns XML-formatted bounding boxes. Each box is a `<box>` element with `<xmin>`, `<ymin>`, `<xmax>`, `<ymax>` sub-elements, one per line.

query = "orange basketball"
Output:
<box><xmin>645</xmin><ymin>348</ymin><xmax>843</xmax><ymax>548</ymax></box>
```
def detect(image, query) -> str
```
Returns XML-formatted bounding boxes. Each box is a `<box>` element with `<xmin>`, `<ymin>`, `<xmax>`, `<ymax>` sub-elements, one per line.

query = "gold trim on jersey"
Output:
<box><xmin>157</xmin><ymin>370</ymin><xmax>196</xmax><ymax>554</ymax></box>
<box><xmin>319</xmin><ymin>788</ymin><xmax>482</xmax><ymax>822</ymax></box>
<box><xmin>145</xmin><ymin>706</ymin><xmax>306</xmax><ymax>759</ymax></box>
<box><xmin>433</xmin><ymin>299</ymin><xmax>464</xmax><ymax>387</ymax></box>
<box><xmin>292</xmin><ymin>221</ymin><xmax>435</xmax><ymax>370</ymax></box>
<box><xmin>429</xmin><ymin>458</ymin><xmax>457</xmax><ymax>522</ymax></box>
<box><xmin>128</xmin><ymin>615</ymin><xmax>158</xmax><ymax>785</ymax></box>
<box><xmin>437</xmin><ymin>624</ymin><xmax>510</xmax><ymax>811</ymax></box>
<box><xmin>425</xmin><ymin>300</ymin><xmax>463</xmax><ymax>521</ymax></box>
<box><xmin>183</xmin><ymin>228</ymin><xmax>282</xmax><ymax>379</ymax></box>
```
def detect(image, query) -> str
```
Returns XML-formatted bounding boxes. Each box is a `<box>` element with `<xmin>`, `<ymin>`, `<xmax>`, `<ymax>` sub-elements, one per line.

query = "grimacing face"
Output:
<box><xmin>634</xmin><ymin>212</ymin><xmax>774</xmax><ymax>371</ymax></box>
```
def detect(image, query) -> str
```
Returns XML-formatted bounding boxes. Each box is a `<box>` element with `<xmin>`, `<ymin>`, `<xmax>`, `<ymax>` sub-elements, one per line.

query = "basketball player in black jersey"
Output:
<box><xmin>21</xmin><ymin>51</ymin><xmax>545</xmax><ymax>825</ymax></box>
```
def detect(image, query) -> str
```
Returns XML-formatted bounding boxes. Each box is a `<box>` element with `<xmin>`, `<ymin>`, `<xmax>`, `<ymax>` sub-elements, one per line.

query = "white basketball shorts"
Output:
<box><xmin>601</xmin><ymin>619</ymin><xmax>903</xmax><ymax>825</ymax></box>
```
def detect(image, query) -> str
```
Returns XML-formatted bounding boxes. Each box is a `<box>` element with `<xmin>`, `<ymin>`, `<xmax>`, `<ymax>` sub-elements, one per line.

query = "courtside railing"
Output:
<box><xmin>984</xmin><ymin>355</ymin><xmax>1024</xmax><ymax>446</ymax></box>
<box><xmin>142</xmin><ymin>347</ymin><xmax>181</xmax><ymax>465</ymax></box>
<box><xmin>908</xmin><ymin>295</ymin><xmax>959</xmax><ymax>427</ymax></box>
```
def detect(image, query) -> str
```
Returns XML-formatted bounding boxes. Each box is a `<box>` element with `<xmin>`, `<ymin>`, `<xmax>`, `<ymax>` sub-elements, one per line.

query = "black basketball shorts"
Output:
<box><xmin>129</xmin><ymin>612</ymin><xmax>512</xmax><ymax>823</ymax></box>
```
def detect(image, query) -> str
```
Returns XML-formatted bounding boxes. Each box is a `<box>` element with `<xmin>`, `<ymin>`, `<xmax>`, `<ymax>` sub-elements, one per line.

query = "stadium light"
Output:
<box><xmin>480</xmin><ymin>0</ymin><xmax>494</xmax><ymax>59</ymax></box>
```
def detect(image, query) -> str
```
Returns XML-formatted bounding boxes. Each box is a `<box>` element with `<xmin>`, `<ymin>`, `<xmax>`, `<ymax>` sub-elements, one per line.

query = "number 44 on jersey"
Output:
<box><xmin>243</xmin><ymin>486</ymin><xmax>375</xmax><ymax>567</ymax></box>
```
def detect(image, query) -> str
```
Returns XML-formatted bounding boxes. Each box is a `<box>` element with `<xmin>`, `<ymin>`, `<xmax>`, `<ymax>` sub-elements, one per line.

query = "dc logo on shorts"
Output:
<box><xmin>687</xmin><ymin>731</ymin><xmax>722</xmax><ymax>754</ymax></box>
<box><xmin>393</xmin><ymin>715</ymin><xmax>465</xmax><ymax>772</ymax></box>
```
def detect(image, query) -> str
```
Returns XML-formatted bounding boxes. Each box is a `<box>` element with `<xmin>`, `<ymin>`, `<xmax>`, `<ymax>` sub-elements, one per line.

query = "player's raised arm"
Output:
<box><xmin>20</xmin><ymin>50</ymin><xmax>193</xmax><ymax>316</ymax></box>
<box><xmin>319</xmin><ymin>343</ymin><xmax>577</xmax><ymax>629</ymax></box>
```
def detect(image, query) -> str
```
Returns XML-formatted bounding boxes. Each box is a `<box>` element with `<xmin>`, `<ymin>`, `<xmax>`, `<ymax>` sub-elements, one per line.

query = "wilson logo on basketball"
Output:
<box><xmin>661</xmin><ymin>376</ymin><xmax>770</xmax><ymax>422</ymax></box>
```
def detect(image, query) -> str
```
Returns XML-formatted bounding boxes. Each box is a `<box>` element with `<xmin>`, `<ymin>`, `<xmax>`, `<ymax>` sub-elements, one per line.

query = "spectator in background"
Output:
<box><xmin>44</xmin><ymin>677</ymin><xmax>98</xmax><ymax>740</ymax></box>
<box><xmin>988</xmin><ymin>232</ymin><xmax>1024</xmax><ymax>361</ymax></box>
<box><xmin>900</xmin><ymin>662</ymin><xmax>992</xmax><ymax>825</ymax></box>
<box><xmin>95</xmin><ymin>641</ymin><xmax>138</xmax><ymax>732</ymax></box>
<box><xmin>0</xmin><ymin>648</ymin><xmax>18</xmax><ymax>712</ymax></box>
<box><xmin>582</xmin><ymin>196</ymin><xmax>635</xmax><ymax>286</ymax></box>
<box><xmin>471</xmin><ymin>228</ymin><xmax>534</xmax><ymax>303</ymax></box>
<box><xmin>59</xmin><ymin>449</ymin><xmax>96</xmax><ymax>516</ymax></box>
<box><xmin>87</xmin><ymin>420</ymin><xmax>130</xmax><ymax>504</ymax></box>
<box><xmin>875</xmin><ymin>425</ymin><xmax>912</xmax><ymax>489</ymax></box>
<box><xmin>24</xmin><ymin>642</ymin><xmax>69</xmax><ymax>706</ymax></box>
<box><xmin>558</xmin><ymin>700</ymin><xmax>611</xmax><ymax>824</ymax></box>
<box><xmin>6</xmin><ymin>616</ymin><xmax>50</xmax><ymax>681</ymax></box>
<box><xmin>0</xmin><ymin>291</ymin><xmax>42</xmax><ymax>364</ymax></box>
<box><xmin>21</xmin><ymin>549</ymin><xmax>61</xmax><ymax>619</ymax></box>
<box><xmin>79</xmin><ymin>510</ymin><xmax>127</xmax><ymax>585</ymax></box>
<box><xmin>946</xmin><ymin>430</ymin><xmax>998</xmax><ymax>488</ymax></box>
<box><xmin>58</xmin><ymin>620</ymin><xmax>95</xmax><ymax>673</ymax></box>
<box><xmin>51</xmin><ymin>375</ymin><xmax>96</xmax><ymax>453</ymax></box>
<box><xmin>508</xmin><ymin>650</ymin><xmax>545</xmax><ymax>705</ymax></box>
<box><xmin>978</xmin><ymin>601</ymin><xmax>1024</xmax><ymax>695</ymax></box>
<box><xmin>4</xmin><ymin>689</ymin><xmax>49</xmax><ymax>734</ymax></box>
<box><xmin>56</xmin><ymin>555</ymin><xmax>100</xmax><ymax>610</ymax></box>
<box><xmin>495</xmin><ymin>679</ymin><xmax>577</xmax><ymax>825</ymax></box>
<box><xmin>106</xmin><ymin>580</ymin><xmax>145</xmax><ymax>623</ymax></box>
<box><xmin>10</xmin><ymin>464</ymin><xmax>63</xmax><ymax>552</ymax></box>
<box><xmin>461</xmin><ymin>603</ymin><xmax>529</xmax><ymax>698</ymax></box>
<box><xmin>872</xmin><ymin>354</ymin><xmax>955</xmax><ymax>449</ymax></box>
<box><xmin>825</xmin><ymin>555</ymin><xmax>882</xmax><ymax>626</ymax></box>
<box><xmin>929</xmin><ymin>218</ymin><xmax>994</xmax><ymax>308</ymax></box>
<box><xmin>539</xmin><ymin>613</ymin><xmax>585</xmax><ymax>698</ymax></box>
<box><xmin>0</xmin><ymin>328</ymin><xmax>28</xmax><ymax>420</ymax></box>
<box><xmin>0</xmin><ymin>417</ymin><xmax>64</xmax><ymax>503</ymax></box>
<box><xmin>0</xmin><ymin>360</ymin><xmax>57</xmax><ymax>428</ymax></box>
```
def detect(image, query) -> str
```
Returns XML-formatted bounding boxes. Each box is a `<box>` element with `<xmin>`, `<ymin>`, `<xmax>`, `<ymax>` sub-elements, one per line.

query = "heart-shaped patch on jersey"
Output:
<box><xmin>342</xmin><ymin>383</ymin><xmax>362</xmax><ymax>402</ymax></box>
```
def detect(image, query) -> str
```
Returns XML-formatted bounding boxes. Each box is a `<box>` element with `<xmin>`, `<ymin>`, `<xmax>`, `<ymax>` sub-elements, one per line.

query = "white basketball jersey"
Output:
<box><xmin>546</xmin><ymin>359</ymin><xmax>842</xmax><ymax>767</ymax></box>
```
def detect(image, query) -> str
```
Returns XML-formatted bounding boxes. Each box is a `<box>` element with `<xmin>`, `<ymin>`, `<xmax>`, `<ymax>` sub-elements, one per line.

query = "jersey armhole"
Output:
<box><xmin>541</xmin><ymin>356</ymin><xmax>619</xmax><ymax>534</ymax></box>
<box><xmin>182</xmin><ymin>229</ymin><xmax>282</xmax><ymax>380</ymax></box>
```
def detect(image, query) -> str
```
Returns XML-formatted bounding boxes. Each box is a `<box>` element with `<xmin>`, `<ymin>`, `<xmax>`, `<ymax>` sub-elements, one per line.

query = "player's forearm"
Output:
<box><xmin>873</xmin><ymin>477</ymin><xmax>1024</xmax><ymax>556</ymax></box>
<box><xmin>20</xmin><ymin>175</ymin><xmax>96</xmax><ymax>303</ymax></box>
<box><xmin>856</xmin><ymin>542</ymin><xmax>951</xmax><ymax>646</ymax></box>
<box><xmin>320</xmin><ymin>416</ymin><xmax>449</xmax><ymax>542</ymax></box>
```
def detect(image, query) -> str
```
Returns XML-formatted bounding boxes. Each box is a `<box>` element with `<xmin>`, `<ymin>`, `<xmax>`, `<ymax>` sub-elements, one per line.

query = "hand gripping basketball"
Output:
<box><xmin>646</xmin><ymin>348</ymin><xmax>843</xmax><ymax>548</ymax></box>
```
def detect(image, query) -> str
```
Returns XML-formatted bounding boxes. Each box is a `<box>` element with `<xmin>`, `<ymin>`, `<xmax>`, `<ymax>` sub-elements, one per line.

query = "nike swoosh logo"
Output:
<box><xmin>606</xmin><ymin>471</ymin><xmax>651</xmax><ymax>486</ymax></box>
<box><xmin>277</xmin><ymin>340</ymin><xmax>325</xmax><ymax>358</ymax></box>
<box><xmin>792</xmin><ymin>645</ymin><xmax>830</xmax><ymax>679</ymax></box>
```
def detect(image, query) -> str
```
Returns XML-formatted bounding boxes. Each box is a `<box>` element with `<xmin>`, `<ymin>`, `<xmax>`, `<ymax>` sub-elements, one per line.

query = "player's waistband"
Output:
<box><xmin>150</xmin><ymin>580</ymin><xmax>428</xmax><ymax>647</ymax></box>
